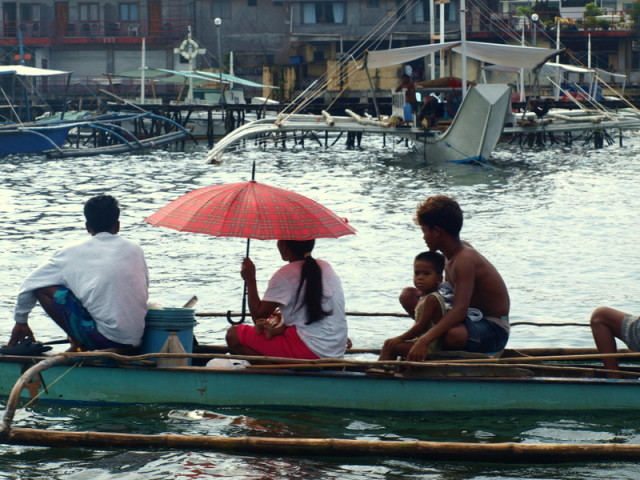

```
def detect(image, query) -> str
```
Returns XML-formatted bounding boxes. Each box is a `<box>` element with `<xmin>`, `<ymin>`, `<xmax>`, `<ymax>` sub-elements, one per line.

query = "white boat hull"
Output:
<box><xmin>205</xmin><ymin>84</ymin><xmax>512</xmax><ymax>165</ymax></box>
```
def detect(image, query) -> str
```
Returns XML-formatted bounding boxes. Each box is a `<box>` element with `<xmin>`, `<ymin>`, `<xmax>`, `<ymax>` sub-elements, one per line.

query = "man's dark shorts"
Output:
<box><xmin>464</xmin><ymin>317</ymin><xmax>509</xmax><ymax>353</ymax></box>
<box><xmin>51</xmin><ymin>286</ymin><xmax>131</xmax><ymax>350</ymax></box>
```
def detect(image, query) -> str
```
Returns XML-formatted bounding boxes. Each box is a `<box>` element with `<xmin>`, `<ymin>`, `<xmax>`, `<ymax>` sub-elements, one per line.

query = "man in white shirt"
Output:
<box><xmin>6</xmin><ymin>195</ymin><xmax>149</xmax><ymax>352</ymax></box>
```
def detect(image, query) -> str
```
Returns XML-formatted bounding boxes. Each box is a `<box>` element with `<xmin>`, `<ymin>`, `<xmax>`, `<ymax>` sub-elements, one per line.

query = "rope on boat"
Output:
<box><xmin>1</xmin><ymin>355</ymin><xmax>71</xmax><ymax>433</ymax></box>
<box><xmin>19</xmin><ymin>362</ymin><xmax>81</xmax><ymax>411</ymax></box>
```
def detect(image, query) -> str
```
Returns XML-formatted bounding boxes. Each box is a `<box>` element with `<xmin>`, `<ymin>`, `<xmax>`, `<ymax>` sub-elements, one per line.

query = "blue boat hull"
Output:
<box><xmin>0</xmin><ymin>126</ymin><xmax>72</xmax><ymax>155</ymax></box>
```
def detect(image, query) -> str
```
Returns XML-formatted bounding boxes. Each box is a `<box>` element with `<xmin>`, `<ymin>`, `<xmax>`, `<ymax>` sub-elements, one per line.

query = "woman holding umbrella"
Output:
<box><xmin>226</xmin><ymin>239</ymin><xmax>348</xmax><ymax>360</ymax></box>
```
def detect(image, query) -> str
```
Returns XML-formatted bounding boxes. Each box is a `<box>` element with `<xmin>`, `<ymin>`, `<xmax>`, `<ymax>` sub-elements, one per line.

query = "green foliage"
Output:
<box><xmin>516</xmin><ymin>6</ymin><xmax>534</xmax><ymax>16</ymax></box>
<box><xmin>584</xmin><ymin>2</ymin><xmax>602</xmax><ymax>19</ymax></box>
<box><xmin>583</xmin><ymin>2</ymin><xmax>602</xmax><ymax>28</ymax></box>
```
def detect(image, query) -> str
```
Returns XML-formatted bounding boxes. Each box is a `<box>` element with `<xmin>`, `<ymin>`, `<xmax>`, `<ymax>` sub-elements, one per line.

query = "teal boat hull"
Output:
<box><xmin>1</xmin><ymin>358</ymin><xmax>639</xmax><ymax>412</ymax></box>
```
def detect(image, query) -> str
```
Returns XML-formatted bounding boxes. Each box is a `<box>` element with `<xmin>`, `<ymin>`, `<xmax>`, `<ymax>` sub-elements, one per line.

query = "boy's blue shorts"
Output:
<box><xmin>51</xmin><ymin>286</ymin><xmax>131</xmax><ymax>350</ymax></box>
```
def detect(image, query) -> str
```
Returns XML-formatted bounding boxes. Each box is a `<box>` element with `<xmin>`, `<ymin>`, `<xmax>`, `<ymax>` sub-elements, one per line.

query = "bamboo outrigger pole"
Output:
<box><xmin>2</xmin><ymin>427</ymin><xmax>640</xmax><ymax>463</ymax></box>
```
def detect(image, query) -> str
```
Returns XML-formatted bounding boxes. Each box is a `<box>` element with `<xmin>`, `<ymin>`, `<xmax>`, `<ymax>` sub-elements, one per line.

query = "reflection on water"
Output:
<box><xmin>2</xmin><ymin>136</ymin><xmax>640</xmax><ymax>478</ymax></box>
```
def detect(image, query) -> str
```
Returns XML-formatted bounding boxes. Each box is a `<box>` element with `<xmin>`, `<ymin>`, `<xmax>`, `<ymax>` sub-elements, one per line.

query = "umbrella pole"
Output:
<box><xmin>227</xmin><ymin>238</ymin><xmax>251</xmax><ymax>325</ymax></box>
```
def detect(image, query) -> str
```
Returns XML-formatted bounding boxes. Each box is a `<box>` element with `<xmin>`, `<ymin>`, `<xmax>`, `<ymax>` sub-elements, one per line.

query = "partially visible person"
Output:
<box><xmin>379</xmin><ymin>251</ymin><xmax>447</xmax><ymax>361</ymax></box>
<box><xmin>396</xmin><ymin>74</ymin><xmax>417</xmax><ymax>109</ymax></box>
<box><xmin>226</xmin><ymin>239</ymin><xmax>348</xmax><ymax>360</ymax></box>
<box><xmin>590</xmin><ymin>306</ymin><xmax>638</xmax><ymax>376</ymax></box>
<box><xmin>419</xmin><ymin>94</ymin><xmax>440</xmax><ymax>127</ymax></box>
<box><xmin>5</xmin><ymin>195</ymin><xmax>149</xmax><ymax>352</ymax></box>
<box><xmin>403</xmin><ymin>195</ymin><xmax>510</xmax><ymax>361</ymax></box>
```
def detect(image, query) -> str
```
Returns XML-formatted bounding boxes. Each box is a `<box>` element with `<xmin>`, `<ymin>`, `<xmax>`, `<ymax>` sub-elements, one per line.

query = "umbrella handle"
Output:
<box><xmin>227</xmin><ymin>281</ymin><xmax>248</xmax><ymax>325</ymax></box>
<box><xmin>226</xmin><ymin>310</ymin><xmax>245</xmax><ymax>325</ymax></box>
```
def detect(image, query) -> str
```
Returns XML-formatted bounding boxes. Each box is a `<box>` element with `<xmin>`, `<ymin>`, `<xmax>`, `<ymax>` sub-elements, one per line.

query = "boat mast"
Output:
<box><xmin>17</xmin><ymin>28</ymin><xmax>31</xmax><ymax>122</ymax></box>
<box><xmin>429</xmin><ymin>0</ymin><xmax>435</xmax><ymax>79</ymax></box>
<box><xmin>460</xmin><ymin>0</ymin><xmax>467</xmax><ymax>98</ymax></box>
<box><xmin>363</xmin><ymin>52</ymin><xmax>382</xmax><ymax>120</ymax></box>
<box><xmin>140</xmin><ymin>38</ymin><xmax>146</xmax><ymax>105</ymax></box>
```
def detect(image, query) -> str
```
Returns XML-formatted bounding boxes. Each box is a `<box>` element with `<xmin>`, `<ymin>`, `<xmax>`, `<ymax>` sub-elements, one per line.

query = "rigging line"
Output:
<box><xmin>545</xmin><ymin>76</ymin><xmax>590</xmax><ymax>112</ymax></box>
<box><xmin>593</xmin><ymin>74</ymin><xmax>639</xmax><ymax>113</ymax></box>
<box><xmin>0</xmin><ymin>88</ymin><xmax>22</xmax><ymax>124</ymax></box>
<box><xmin>570</xmin><ymin>82</ymin><xmax>618</xmax><ymax>120</ymax></box>
<box><xmin>281</xmin><ymin>0</ymin><xmax>422</xmax><ymax>117</ymax></box>
<box><xmin>20</xmin><ymin>362</ymin><xmax>80</xmax><ymax>410</ymax></box>
<box><xmin>465</xmin><ymin>0</ymin><xmax>521</xmax><ymax>43</ymax></box>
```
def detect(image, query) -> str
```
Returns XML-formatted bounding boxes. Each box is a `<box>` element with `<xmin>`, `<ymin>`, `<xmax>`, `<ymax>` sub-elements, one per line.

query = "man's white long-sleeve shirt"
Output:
<box><xmin>14</xmin><ymin>232</ymin><xmax>149</xmax><ymax>346</ymax></box>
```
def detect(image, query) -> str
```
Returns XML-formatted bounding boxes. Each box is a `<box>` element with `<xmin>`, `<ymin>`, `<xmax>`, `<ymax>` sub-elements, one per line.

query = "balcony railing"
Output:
<box><xmin>0</xmin><ymin>19</ymin><xmax>192</xmax><ymax>44</ymax></box>
<box><xmin>469</xmin><ymin>10</ymin><xmax>638</xmax><ymax>37</ymax></box>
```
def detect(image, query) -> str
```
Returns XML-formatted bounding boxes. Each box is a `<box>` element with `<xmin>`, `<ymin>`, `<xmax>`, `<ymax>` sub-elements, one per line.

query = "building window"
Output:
<box><xmin>367</xmin><ymin>0</ymin><xmax>379</xmax><ymax>7</ymax></box>
<box><xmin>414</xmin><ymin>0</ymin><xmax>429</xmax><ymax>22</ymax></box>
<box><xmin>19</xmin><ymin>3</ymin><xmax>41</xmax><ymax>21</ymax></box>
<box><xmin>119</xmin><ymin>3</ymin><xmax>139</xmax><ymax>21</ymax></box>
<box><xmin>445</xmin><ymin>2</ymin><xmax>456</xmax><ymax>22</ymax></box>
<box><xmin>302</xmin><ymin>2</ymin><xmax>346</xmax><ymax>24</ymax></box>
<box><xmin>248</xmin><ymin>0</ymin><xmax>257</xmax><ymax>5</ymax></box>
<box><xmin>79</xmin><ymin>3</ymin><xmax>99</xmax><ymax>21</ymax></box>
<box><xmin>212</xmin><ymin>0</ymin><xmax>232</xmax><ymax>19</ymax></box>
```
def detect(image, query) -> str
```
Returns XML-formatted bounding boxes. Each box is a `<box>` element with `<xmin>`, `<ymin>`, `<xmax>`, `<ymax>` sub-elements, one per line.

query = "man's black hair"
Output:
<box><xmin>84</xmin><ymin>195</ymin><xmax>120</xmax><ymax>233</ymax></box>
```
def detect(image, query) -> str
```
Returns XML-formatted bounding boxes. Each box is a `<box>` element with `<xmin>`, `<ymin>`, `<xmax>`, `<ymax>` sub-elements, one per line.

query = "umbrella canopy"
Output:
<box><xmin>145</xmin><ymin>180</ymin><xmax>356</xmax><ymax>240</ymax></box>
<box><xmin>146</xmin><ymin>179</ymin><xmax>355</xmax><ymax>325</ymax></box>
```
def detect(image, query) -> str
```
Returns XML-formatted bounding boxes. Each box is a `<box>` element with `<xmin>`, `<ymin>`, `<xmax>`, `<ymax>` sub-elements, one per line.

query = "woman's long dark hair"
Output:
<box><xmin>286</xmin><ymin>239</ymin><xmax>332</xmax><ymax>324</ymax></box>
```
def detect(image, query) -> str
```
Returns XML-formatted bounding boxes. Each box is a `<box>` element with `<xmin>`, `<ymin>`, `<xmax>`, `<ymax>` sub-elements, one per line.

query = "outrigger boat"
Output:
<box><xmin>3</xmin><ymin>339</ymin><xmax>640</xmax><ymax>462</ymax></box>
<box><xmin>0</xmin><ymin>65</ymin><xmax>193</xmax><ymax>157</ymax></box>
<box><xmin>205</xmin><ymin>41</ymin><xmax>561</xmax><ymax>165</ymax></box>
<box><xmin>0</xmin><ymin>111</ymin><xmax>193</xmax><ymax>158</ymax></box>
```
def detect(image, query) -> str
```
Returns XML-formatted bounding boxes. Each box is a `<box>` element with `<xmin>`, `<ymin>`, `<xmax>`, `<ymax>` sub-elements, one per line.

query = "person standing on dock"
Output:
<box><xmin>590</xmin><ymin>307</ymin><xmax>639</xmax><ymax>376</ymax></box>
<box><xmin>401</xmin><ymin>195</ymin><xmax>510</xmax><ymax>361</ymax></box>
<box><xmin>396</xmin><ymin>74</ymin><xmax>417</xmax><ymax>113</ymax></box>
<box><xmin>4</xmin><ymin>195</ymin><xmax>149</xmax><ymax>353</ymax></box>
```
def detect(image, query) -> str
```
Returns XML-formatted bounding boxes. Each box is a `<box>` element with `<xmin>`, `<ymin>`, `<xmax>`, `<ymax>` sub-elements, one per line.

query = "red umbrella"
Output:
<box><xmin>145</xmin><ymin>180</ymin><xmax>356</xmax><ymax>240</ymax></box>
<box><xmin>145</xmin><ymin>179</ymin><xmax>356</xmax><ymax>323</ymax></box>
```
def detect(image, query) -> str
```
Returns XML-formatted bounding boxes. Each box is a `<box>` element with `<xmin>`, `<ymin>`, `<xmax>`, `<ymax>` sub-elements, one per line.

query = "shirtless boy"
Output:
<box><xmin>403</xmin><ymin>195</ymin><xmax>510</xmax><ymax>361</ymax></box>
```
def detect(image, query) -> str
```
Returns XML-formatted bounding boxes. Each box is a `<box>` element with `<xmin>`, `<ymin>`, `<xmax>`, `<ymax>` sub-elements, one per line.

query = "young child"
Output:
<box><xmin>379</xmin><ymin>251</ymin><xmax>447</xmax><ymax>361</ymax></box>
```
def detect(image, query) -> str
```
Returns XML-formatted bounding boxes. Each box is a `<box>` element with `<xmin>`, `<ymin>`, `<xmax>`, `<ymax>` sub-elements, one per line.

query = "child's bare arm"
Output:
<box><xmin>400</xmin><ymin>296</ymin><xmax>442</xmax><ymax>340</ymax></box>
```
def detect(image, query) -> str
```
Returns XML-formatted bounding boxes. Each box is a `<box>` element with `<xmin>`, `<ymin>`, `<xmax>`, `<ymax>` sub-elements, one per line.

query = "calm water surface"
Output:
<box><xmin>1</xmin><ymin>135</ymin><xmax>640</xmax><ymax>478</ymax></box>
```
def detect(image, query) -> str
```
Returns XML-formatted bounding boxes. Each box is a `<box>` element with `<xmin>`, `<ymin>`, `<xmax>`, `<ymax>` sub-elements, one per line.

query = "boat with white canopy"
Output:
<box><xmin>205</xmin><ymin>41</ymin><xmax>561</xmax><ymax>165</ymax></box>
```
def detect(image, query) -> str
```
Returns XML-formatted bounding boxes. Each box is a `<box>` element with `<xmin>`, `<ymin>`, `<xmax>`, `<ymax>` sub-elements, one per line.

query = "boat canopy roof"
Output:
<box><xmin>366</xmin><ymin>42</ymin><xmax>563</xmax><ymax>72</ymax></box>
<box><xmin>113</xmin><ymin>67</ymin><xmax>277</xmax><ymax>89</ymax></box>
<box><xmin>366</xmin><ymin>42</ymin><xmax>460</xmax><ymax>69</ymax></box>
<box><xmin>0</xmin><ymin>65</ymin><xmax>70</xmax><ymax>76</ymax></box>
